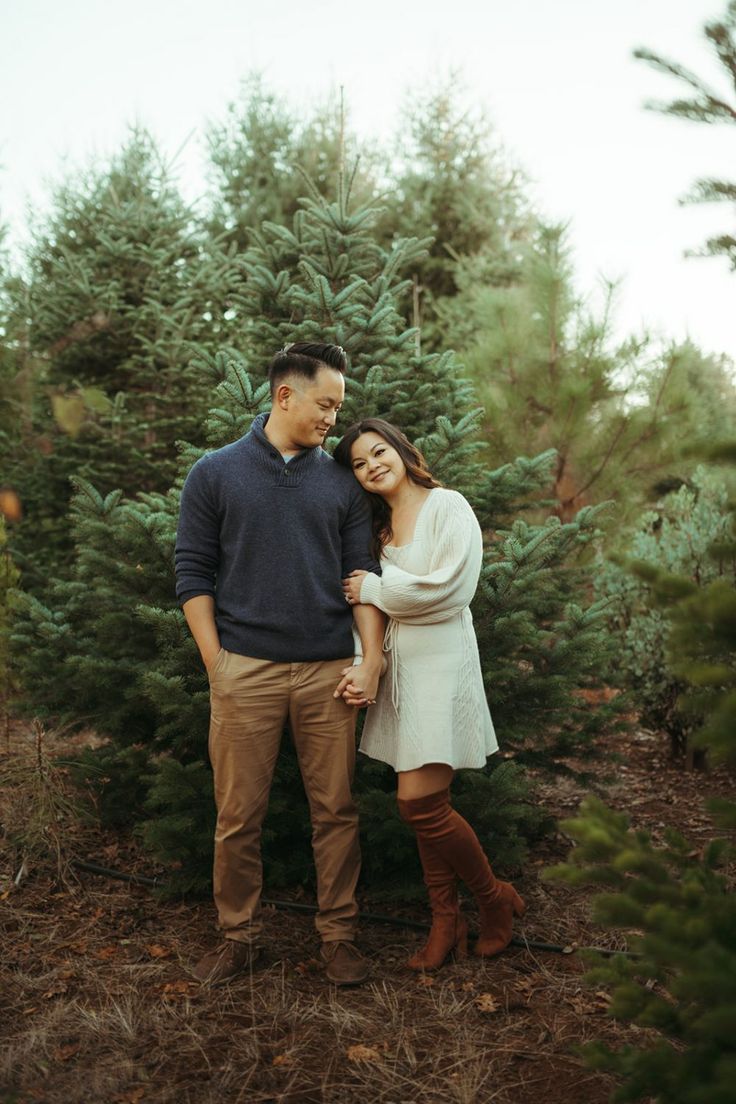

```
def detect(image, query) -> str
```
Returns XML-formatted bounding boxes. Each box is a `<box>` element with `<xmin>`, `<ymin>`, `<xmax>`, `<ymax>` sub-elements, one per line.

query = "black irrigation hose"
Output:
<box><xmin>70</xmin><ymin>858</ymin><xmax>639</xmax><ymax>959</ymax></box>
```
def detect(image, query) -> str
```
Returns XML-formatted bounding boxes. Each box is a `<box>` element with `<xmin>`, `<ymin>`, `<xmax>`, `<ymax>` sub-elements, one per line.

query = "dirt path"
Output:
<box><xmin>2</xmin><ymin>722</ymin><xmax>733</xmax><ymax>1104</ymax></box>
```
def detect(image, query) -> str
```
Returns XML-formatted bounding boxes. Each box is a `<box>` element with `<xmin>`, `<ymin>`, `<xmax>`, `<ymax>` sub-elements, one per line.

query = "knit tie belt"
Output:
<box><xmin>382</xmin><ymin>619</ymin><xmax>400</xmax><ymax>715</ymax></box>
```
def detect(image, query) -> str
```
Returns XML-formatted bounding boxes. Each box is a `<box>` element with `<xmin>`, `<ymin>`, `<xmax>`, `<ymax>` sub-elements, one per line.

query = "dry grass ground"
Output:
<box><xmin>1</xmin><ymin>720</ymin><xmax>733</xmax><ymax>1104</ymax></box>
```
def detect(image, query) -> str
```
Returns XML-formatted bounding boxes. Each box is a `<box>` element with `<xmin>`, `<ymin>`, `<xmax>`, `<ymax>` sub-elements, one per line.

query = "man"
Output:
<box><xmin>175</xmin><ymin>342</ymin><xmax>385</xmax><ymax>986</ymax></box>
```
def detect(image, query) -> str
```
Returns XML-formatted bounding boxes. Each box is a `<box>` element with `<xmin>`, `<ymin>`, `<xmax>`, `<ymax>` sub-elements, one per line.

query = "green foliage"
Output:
<box><xmin>0</xmin><ymin>722</ymin><xmax>92</xmax><ymax>877</ymax></box>
<box><xmin>476</xmin><ymin>496</ymin><xmax>621</xmax><ymax>762</ymax></box>
<box><xmin>547</xmin><ymin>432</ymin><xmax>736</xmax><ymax>1104</ymax></box>
<box><xmin>207</xmin><ymin>75</ymin><xmax>382</xmax><ymax>253</ymax></box>
<box><xmin>3</xmin><ymin>129</ymin><xmax>240</xmax><ymax>586</ymax></box>
<box><xmin>12</xmin><ymin>123</ymin><xmax>617</xmax><ymax>892</ymax></box>
<box><xmin>442</xmin><ymin>224</ymin><xmax>736</xmax><ymax>521</ymax></box>
<box><xmin>68</xmin><ymin>744</ymin><xmax>153</xmax><ymax>828</ymax></box>
<box><xmin>636</xmin><ymin>447</ymin><xmax>736</xmax><ymax>772</ymax></box>
<box><xmin>546</xmin><ymin>796</ymin><xmax>736</xmax><ymax>1104</ymax></box>
<box><xmin>597</xmin><ymin>467</ymin><xmax>734</xmax><ymax>745</ymax></box>
<box><xmin>375</xmin><ymin>74</ymin><xmax>534</xmax><ymax>349</ymax></box>
<box><xmin>634</xmin><ymin>0</ymin><xmax>736</xmax><ymax>269</ymax></box>
<box><xmin>139</xmin><ymin>758</ymin><xmax>218</xmax><ymax>897</ymax></box>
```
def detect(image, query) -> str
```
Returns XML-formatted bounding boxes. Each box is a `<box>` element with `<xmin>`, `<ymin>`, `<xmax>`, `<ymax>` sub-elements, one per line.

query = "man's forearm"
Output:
<box><xmin>352</xmin><ymin>603</ymin><xmax>386</xmax><ymax>665</ymax></box>
<box><xmin>182</xmin><ymin>595</ymin><xmax>220</xmax><ymax>669</ymax></box>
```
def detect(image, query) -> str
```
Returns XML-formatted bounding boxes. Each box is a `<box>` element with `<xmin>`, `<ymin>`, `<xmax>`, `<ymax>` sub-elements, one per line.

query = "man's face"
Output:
<box><xmin>282</xmin><ymin>367</ymin><xmax>345</xmax><ymax>450</ymax></box>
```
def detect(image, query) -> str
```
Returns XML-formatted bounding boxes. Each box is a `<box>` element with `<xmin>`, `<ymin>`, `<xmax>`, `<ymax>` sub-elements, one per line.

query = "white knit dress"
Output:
<box><xmin>357</xmin><ymin>487</ymin><xmax>498</xmax><ymax>772</ymax></box>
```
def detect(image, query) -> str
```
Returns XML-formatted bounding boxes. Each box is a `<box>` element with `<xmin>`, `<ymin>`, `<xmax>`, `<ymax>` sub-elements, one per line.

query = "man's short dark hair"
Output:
<box><xmin>268</xmin><ymin>342</ymin><xmax>348</xmax><ymax>396</ymax></box>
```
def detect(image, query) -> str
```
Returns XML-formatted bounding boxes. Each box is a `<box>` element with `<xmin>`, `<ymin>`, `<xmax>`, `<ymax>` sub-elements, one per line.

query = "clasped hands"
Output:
<box><xmin>334</xmin><ymin>569</ymin><xmax>381</xmax><ymax>708</ymax></box>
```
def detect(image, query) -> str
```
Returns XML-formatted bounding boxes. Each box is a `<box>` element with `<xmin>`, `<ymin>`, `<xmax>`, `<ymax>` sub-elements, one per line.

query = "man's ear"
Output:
<box><xmin>275</xmin><ymin>382</ymin><xmax>292</xmax><ymax>410</ymax></box>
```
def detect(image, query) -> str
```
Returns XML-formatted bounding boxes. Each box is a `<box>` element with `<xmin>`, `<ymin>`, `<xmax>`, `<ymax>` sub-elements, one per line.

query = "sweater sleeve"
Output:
<box><xmin>341</xmin><ymin>486</ymin><xmax>381</xmax><ymax>576</ymax></box>
<box><xmin>175</xmin><ymin>458</ymin><xmax>220</xmax><ymax>604</ymax></box>
<box><xmin>358</xmin><ymin>491</ymin><xmax>483</xmax><ymax>623</ymax></box>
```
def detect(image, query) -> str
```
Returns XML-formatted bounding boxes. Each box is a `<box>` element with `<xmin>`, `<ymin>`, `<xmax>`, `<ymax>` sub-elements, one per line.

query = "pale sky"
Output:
<box><xmin>2</xmin><ymin>0</ymin><xmax>734</xmax><ymax>360</ymax></box>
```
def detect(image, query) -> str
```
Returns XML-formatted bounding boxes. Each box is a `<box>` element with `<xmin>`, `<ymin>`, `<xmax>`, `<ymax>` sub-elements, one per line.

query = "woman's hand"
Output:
<box><xmin>334</xmin><ymin>658</ymin><xmax>382</xmax><ymax>708</ymax></box>
<box><xmin>342</xmin><ymin>569</ymin><xmax>368</xmax><ymax>606</ymax></box>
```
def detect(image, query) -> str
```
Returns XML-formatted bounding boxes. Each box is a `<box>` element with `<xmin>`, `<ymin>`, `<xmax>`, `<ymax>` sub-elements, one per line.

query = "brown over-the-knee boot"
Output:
<box><xmin>398</xmin><ymin>788</ymin><xmax>525</xmax><ymax>958</ymax></box>
<box><xmin>403</xmin><ymin>832</ymin><xmax>468</xmax><ymax>970</ymax></box>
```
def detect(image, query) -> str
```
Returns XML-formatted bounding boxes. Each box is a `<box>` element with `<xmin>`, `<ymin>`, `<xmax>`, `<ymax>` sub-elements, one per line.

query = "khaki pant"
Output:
<box><xmin>207</xmin><ymin>650</ymin><xmax>360</xmax><ymax>944</ymax></box>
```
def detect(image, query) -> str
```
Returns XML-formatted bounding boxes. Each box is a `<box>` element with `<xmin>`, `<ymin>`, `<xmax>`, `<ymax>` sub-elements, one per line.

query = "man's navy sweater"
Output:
<box><xmin>175</xmin><ymin>413</ymin><xmax>379</xmax><ymax>663</ymax></box>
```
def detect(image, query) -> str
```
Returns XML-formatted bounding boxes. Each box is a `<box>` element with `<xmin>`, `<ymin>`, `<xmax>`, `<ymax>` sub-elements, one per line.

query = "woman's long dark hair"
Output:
<box><xmin>334</xmin><ymin>418</ymin><xmax>441</xmax><ymax>559</ymax></box>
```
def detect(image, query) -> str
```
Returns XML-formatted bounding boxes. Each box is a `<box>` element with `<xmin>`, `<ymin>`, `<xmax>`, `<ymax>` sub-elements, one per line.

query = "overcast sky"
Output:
<box><xmin>2</xmin><ymin>0</ymin><xmax>734</xmax><ymax>360</ymax></box>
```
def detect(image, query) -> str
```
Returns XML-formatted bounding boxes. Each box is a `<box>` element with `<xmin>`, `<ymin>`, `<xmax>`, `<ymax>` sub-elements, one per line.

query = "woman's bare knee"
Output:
<box><xmin>396</xmin><ymin>763</ymin><xmax>454</xmax><ymax>801</ymax></box>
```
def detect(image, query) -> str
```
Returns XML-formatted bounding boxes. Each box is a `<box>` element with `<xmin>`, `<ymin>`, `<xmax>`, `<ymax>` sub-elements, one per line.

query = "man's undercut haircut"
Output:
<box><xmin>268</xmin><ymin>342</ymin><xmax>348</xmax><ymax>396</ymax></box>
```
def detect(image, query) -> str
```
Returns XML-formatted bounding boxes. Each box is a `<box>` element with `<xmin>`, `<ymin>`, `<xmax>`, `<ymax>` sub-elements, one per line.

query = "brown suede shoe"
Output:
<box><xmin>320</xmin><ymin>940</ymin><xmax>369</xmax><ymax>986</ymax></box>
<box><xmin>192</xmin><ymin>940</ymin><xmax>261</xmax><ymax>986</ymax></box>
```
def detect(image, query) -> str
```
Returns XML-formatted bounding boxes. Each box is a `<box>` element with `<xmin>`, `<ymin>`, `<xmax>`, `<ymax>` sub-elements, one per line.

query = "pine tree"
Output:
<box><xmin>596</xmin><ymin>466</ymin><xmax>735</xmax><ymax>755</ymax></box>
<box><xmin>3</xmin><ymin>129</ymin><xmax>241</xmax><ymax>586</ymax></box>
<box><xmin>441</xmin><ymin>223</ymin><xmax>736</xmax><ymax>521</ymax></box>
<box><xmin>377</xmin><ymin>74</ymin><xmax>534</xmax><ymax>350</ymax></box>
<box><xmin>547</xmin><ymin>795</ymin><xmax>736</xmax><ymax>1104</ymax></box>
<box><xmin>634</xmin><ymin>0</ymin><xmax>736</xmax><ymax>268</ymax></box>
<box><xmin>207</xmin><ymin>75</ymin><xmax>382</xmax><ymax>253</ymax></box>
<box><xmin>14</xmin><ymin>169</ymin><xmax>615</xmax><ymax>895</ymax></box>
<box><xmin>546</xmin><ymin>439</ymin><xmax>736</xmax><ymax>1103</ymax></box>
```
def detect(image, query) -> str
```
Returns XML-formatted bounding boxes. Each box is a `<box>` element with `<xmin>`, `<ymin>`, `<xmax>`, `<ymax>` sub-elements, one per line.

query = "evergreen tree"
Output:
<box><xmin>634</xmin><ymin>0</ymin><xmax>736</xmax><ymax>268</ymax></box>
<box><xmin>3</xmin><ymin>129</ymin><xmax>240</xmax><ymax>585</ymax></box>
<box><xmin>547</xmin><ymin>439</ymin><xmax>736</xmax><ymax>1103</ymax></box>
<box><xmin>14</xmin><ymin>174</ymin><xmax>615</xmax><ymax>894</ymax></box>
<box><xmin>548</xmin><ymin>795</ymin><xmax>735</xmax><ymax>1104</ymax></box>
<box><xmin>377</xmin><ymin>74</ymin><xmax>534</xmax><ymax>349</ymax></box>
<box><xmin>442</xmin><ymin>223</ymin><xmax>736</xmax><ymax>521</ymax></box>
<box><xmin>546</xmin><ymin>26</ymin><xmax>736</xmax><ymax>1091</ymax></box>
<box><xmin>596</xmin><ymin>466</ymin><xmax>734</xmax><ymax>754</ymax></box>
<box><xmin>207</xmin><ymin>75</ymin><xmax>382</xmax><ymax>253</ymax></box>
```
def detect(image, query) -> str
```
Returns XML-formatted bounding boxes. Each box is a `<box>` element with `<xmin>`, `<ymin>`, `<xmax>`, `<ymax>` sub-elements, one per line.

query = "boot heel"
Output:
<box><xmin>454</xmin><ymin>916</ymin><xmax>469</xmax><ymax>961</ymax></box>
<box><xmin>510</xmin><ymin>888</ymin><xmax>526</xmax><ymax>918</ymax></box>
<box><xmin>454</xmin><ymin>934</ymin><xmax>468</xmax><ymax>961</ymax></box>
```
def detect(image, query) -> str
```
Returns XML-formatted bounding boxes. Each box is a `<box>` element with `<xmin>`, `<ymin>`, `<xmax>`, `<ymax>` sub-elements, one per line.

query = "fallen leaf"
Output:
<box><xmin>94</xmin><ymin>946</ymin><xmax>118</xmax><ymax>961</ymax></box>
<box><xmin>42</xmin><ymin>981</ymin><xmax>68</xmax><ymax>999</ymax></box>
<box><xmin>294</xmin><ymin>958</ymin><xmax>322</xmax><ymax>975</ymax></box>
<box><xmin>474</xmin><ymin>993</ymin><xmax>499</xmax><ymax>1014</ymax></box>
<box><xmin>160</xmin><ymin>980</ymin><xmax>197</xmax><ymax>1000</ymax></box>
<box><xmin>272</xmin><ymin>1054</ymin><xmax>294</xmax><ymax>1068</ymax></box>
<box><xmin>461</xmin><ymin>980</ymin><xmax>475</xmax><ymax>992</ymax></box>
<box><xmin>346</xmin><ymin>1044</ymin><xmax>382</xmax><ymax>1063</ymax></box>
<box><xmin>147</xmin><ymin>945</ymin><xmax>172</xmax><ymax>959</ymax></box>
<box><xmin>416</xmin><ymin>974</ymin><xmax>435</xmax><ymax>987</ymax></box>
<box><xmin>54</xmin><ymin>1041</ymin><xmax>81</xmax><ymax>1062</ymax></box>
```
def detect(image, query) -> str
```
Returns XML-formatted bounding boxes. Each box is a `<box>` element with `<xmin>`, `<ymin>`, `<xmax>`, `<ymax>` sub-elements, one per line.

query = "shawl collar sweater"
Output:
<box><xmin>175</xmin><ymin>412</ymin><xmax>378</xmax><ymax>662</ymax></box>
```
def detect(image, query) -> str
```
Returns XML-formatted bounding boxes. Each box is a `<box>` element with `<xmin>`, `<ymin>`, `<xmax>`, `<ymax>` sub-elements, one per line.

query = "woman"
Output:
<box><xmin>334</xmin><ymin>418</ymin><xmax>525</xmax><ymax>970</ymax></box>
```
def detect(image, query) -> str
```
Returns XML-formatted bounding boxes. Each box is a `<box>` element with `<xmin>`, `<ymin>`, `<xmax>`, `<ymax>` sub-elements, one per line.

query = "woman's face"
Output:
<box><xmin>349</xmin><ymin>431</ymin><xmax>408</xmax><ymax>497</ymax></box>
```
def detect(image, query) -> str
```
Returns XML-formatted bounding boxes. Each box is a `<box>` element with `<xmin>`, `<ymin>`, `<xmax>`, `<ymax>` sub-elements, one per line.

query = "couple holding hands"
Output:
<box><xmin>174</xmin><ymin>342</ymin><xmax>525</xmax><ymax>987</ymax></box>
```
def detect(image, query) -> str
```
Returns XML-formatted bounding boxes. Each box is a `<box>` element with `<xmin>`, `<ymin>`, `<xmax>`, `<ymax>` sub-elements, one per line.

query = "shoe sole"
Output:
<box><xmin>194</xmin><ymin>949</ymin><xmax>262</xmax><ymax>987</ymax></box>
<box><xmin>325</xmin><ymin>971</ymin><xmax>369</xmax><ymax>986</ymax></box>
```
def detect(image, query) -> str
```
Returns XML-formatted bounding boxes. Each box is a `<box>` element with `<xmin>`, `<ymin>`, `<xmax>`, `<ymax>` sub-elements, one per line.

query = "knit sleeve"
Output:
<box><xmin>175</xmin><ymin>458</ymin><xmax>220</xmax><ymax>604</ymax></box>
<box><xmin>358</xmin><ymin>491</ymin><xmax>483</xmax><ymax>623</ymax></box>
<box><xmin>341</xmin><ymin>485</ymin><xmax>381</xmax><ymax>576</ymax></box>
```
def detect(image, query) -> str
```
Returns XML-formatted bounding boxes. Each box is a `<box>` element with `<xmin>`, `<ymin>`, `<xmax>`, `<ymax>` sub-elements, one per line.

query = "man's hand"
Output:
<box><xmin>334</xmin><ymin>658</ymin><xmax>382</xmax><ymax>708</ymax></box>
<box><xmin>182</xmin><ymin>596</ymin><xmax>222</xmax><ymax>673</ymax></box>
